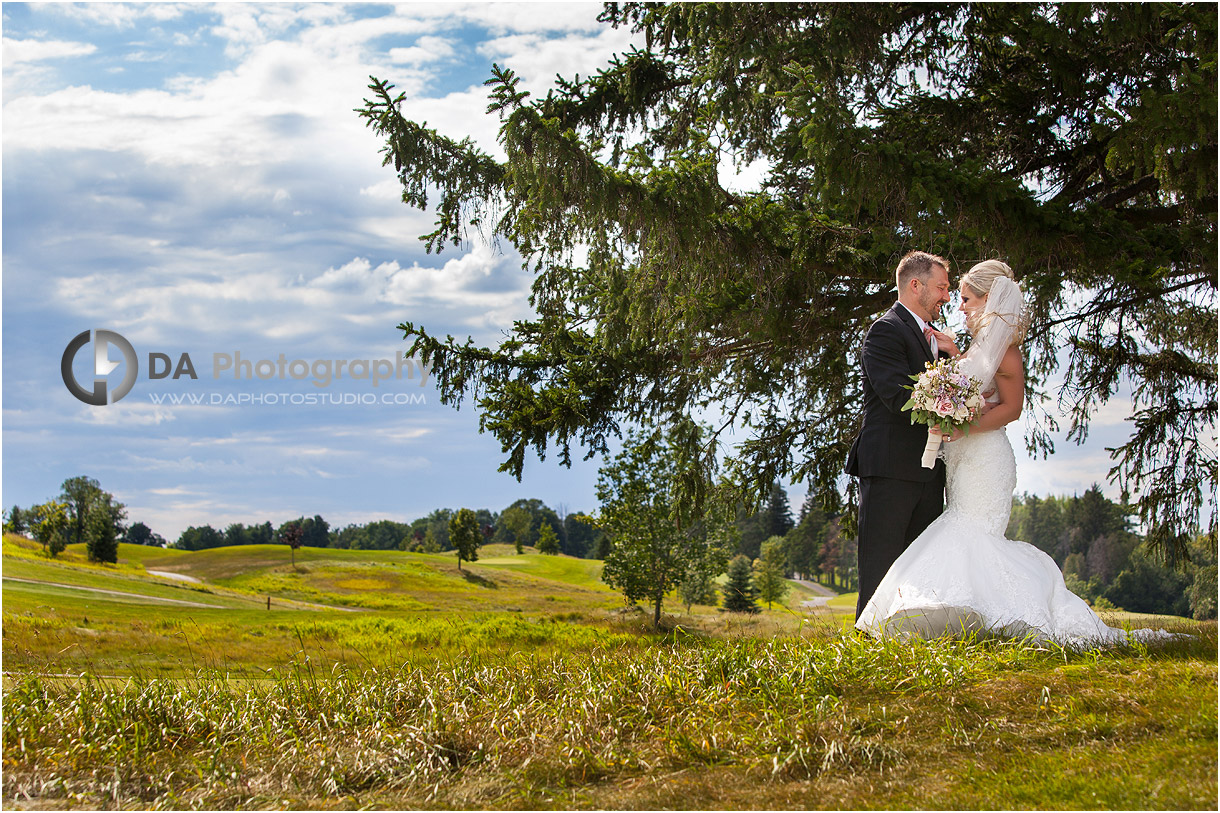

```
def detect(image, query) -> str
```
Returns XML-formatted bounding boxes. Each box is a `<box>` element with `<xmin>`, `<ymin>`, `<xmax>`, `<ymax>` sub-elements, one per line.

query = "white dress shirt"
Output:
<box><xmin>898</xmin><ymin>302</ymin><xmax>938</xmax><ymax>357</ymax></box>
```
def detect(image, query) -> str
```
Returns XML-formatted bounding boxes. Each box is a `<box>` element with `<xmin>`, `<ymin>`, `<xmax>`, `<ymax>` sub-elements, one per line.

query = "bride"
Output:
<box><xmin>856</xmin><ymin>260</ymin><xmax>1179</xmax><ymax>648</ymax></box>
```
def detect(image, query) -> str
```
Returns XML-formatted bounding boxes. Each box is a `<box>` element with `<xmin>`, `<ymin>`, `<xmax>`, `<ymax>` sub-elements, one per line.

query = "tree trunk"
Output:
<box><xmin>653</xmin><ymin>594</ymin><xmax>662</xmax><ymax>628</ymax></box>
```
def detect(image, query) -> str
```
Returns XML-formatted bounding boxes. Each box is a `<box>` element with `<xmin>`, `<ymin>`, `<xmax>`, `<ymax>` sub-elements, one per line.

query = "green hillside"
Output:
<box><xmin>1</xmin><ymin>532</ymin><xmax>837</xmax><ymax>676</ymax></box>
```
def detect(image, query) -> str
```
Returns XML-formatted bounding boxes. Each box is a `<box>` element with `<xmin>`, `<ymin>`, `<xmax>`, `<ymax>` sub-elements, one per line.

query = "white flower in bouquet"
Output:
<box><xmin>902</xmin><ymin>357</ymin><xmax>986</xmax><ymax>468</ymax></box>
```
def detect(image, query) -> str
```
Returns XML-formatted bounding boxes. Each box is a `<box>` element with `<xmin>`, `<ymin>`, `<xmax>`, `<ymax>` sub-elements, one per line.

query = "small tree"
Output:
<box><xmin>123</xmin><ymin>521</ymin><xmax>155</xmax><ymax>546</ymax></box>
<box><xmin>598</xmin><ymin>424</ymin><xmax>715</xmax><ymax>628</ymax></box>
<box><xmin>281</xmin><ymin>521</ymin><xmax>304</xmax><ymax>568</ymax></box>
<box><xmin>723</xmin><ymin>554</ymin><xmax>759</xmax><ymax>614</ymax></box>
<box><xmin>536</xmin><ymin>522</ymin><xmax>560</xmax><ymax>555</ymax></box>
<box><xmin>678</xmin><ymin>520</ymin><xmax>734</xmax><ymax>613</ymax></box>
<box><xmin>4</xmin><ymin>506</ymin><xmax>28</xmax><ymax>536</ymax></box>
<box><xmin>450</xmin><ymin>508</ymin><xmax>481</xmax><ymax>571</ymax></box>
<box><xmin>422</xmin><ymin>527</ymin><xmax>442</xmax><ymax>553</ymax></box>
<box><xmin>496</xmin><ymin>505</ymin><xmax>531</xmax><ymax>554</ymax></box>
<box><xmin>755</xmin><ymin>536</ymin><xmax>791</xmax><ymax>609</ymax></box>
<box><xmin>85</xmin><ymin>497</ymin><xmax>119</xmax><ymax>564</ymax></box>
<box><xmin>29</xmin><ymin>502</ymin><xmax>68</xmax><ymax>558</ymax></box>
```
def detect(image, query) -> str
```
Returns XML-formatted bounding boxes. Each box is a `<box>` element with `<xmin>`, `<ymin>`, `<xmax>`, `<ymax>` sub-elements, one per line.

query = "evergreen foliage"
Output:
<box><xmin>359</xmin><ymin>3</ymin><xmax>1216</xmax><ymax>563</ymax></box>
<box><xmin>785</xmin><ymin>491</ymin><xmax>827</xmax><ymax>580</ymax></box>
<box><xmin>4</xmin><ymin>506</ymin><xmax>28</xmax><ymax>535</ymax></box>
<box><xmin>722</xmin><ymin>554</ymin><xmax>759</xmax><ymax>614</ymax></box>
<box><xmin>677</xmin><ymin>519</ymin><xmax>734</xmax><ymax>612</ymax></box>
<box><xmin>1186</xmin><ymin>533</ymin><xmax>1218</xmax><ymax>621</ymax></box>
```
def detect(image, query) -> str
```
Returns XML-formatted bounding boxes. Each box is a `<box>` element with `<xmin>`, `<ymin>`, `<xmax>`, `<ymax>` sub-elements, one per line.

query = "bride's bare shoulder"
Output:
<box><xmin>997</xmin><ymin>344</ymin><xmax>1024</xmax><ymax>376</ymax></box>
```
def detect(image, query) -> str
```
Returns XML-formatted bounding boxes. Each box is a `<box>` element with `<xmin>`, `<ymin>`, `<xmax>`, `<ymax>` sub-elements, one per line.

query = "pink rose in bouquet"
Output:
<box><xmin>902</xmin><ymin>357</ymin><xmax>986</xmax><ymax>468</ymax></box>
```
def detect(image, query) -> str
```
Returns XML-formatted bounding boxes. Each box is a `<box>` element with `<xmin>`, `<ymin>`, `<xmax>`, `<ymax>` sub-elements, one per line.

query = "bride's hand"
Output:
<box><xmin>979</xmin><ymin>388</ymin><xmax>997</xmax><ymax>416</ymax></box>
<box><xmin>928</xmin><ymin>328</ymin><xmax>961</xmax><ymax>357</ymax></box>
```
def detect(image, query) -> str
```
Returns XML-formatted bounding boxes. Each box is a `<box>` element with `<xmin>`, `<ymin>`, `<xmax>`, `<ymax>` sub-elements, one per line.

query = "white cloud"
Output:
<box><xmin>41</xmin><ymin>2</ymin><xmax>192</xmax><ymax>28</ymax></box>
<box><xmin>388</xmin><ymin>35</ymin><xmax>457</xmax><ymax>66</ymax></box>
<box><xmin>477</xmin><ymin>25</ymin><xmax>639</xmax><ymax>97</ymax></box>
<box><xmin>78</xmin><ymin>402</ymin><xmax>179</xmax><ymax>427</ymax></box>
<box><xmin>2</xmin><ymin>37</ymin><xmax>97</xmax><ymax>67</ymax></box>
<box><xmin>50</xmin><ymin>238</ymin><xmax>532</xmax><ymax>348</ymax></box>
<box><xmin>451</xmin><ymin>2</ymin><xmax>612</xmax><ymax>34</ymax></box>
<box><xmin>148</xmin><ymin>486</ymin><xmax>200</xmax><ymax>496</ymax></box>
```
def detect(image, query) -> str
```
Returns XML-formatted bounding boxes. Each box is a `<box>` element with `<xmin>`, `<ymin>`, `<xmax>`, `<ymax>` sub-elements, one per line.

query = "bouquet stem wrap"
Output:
<box><xmin>921</xmin><ymin>429</ymin><xmax>943</xmax><ymax>469</ymax></box>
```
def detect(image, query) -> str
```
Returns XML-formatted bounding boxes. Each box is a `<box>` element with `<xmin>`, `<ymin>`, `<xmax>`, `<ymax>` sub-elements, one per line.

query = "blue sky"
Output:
<box><xmin>2</xmin><ymin>2</ymin><xmax>1143</xmax><ymax>541</ymax></box>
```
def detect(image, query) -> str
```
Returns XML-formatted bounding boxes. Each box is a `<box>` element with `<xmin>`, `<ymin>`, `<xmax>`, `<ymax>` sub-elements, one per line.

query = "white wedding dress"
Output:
<box><xmin>857</xmin><ymin>278</ymin><xmax>1180</xmax><ymax>649</ymax></box>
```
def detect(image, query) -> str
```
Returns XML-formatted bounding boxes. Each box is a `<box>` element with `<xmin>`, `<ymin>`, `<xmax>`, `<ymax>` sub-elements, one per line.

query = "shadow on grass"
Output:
<box><xmin>461</xmin><ymin>570</ymin><xmax>498</xmax><ymax>589</ymax></box>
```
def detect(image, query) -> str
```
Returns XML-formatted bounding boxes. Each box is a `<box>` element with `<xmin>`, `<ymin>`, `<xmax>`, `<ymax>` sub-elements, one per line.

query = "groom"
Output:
<box><xmin>846</xmin><ymin>251</ymin><xmax>953</xmax><ymax>621</ymax></box>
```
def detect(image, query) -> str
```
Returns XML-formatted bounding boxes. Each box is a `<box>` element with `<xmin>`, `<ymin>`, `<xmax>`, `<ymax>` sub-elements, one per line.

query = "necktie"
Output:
<box><xmin>923</xmin><ymin>326</ymin><xmax>938</xmax><ymax>358</ymax></box>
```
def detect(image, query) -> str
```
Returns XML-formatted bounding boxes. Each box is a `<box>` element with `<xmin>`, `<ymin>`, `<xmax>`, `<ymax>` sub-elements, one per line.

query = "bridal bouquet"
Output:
<box><xmin>902</xmin><ymin>357</ymin><xmax>986</xmax><ymax>468</ymax></box>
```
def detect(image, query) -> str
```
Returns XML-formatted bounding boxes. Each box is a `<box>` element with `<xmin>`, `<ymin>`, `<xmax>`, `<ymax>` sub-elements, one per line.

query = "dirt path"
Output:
<box><xmin>3</xmin><ymin>576</ymin><xmax>226</xmax><ymax>608</ymax></box>
<box><xmin>796</xmin><ymin>578</ymin><xmax>838</xmax><ymax>597</ymax></box>
<box><xmin>795</xmin><ymin>578</ymin><xmax>840</xmax><ymax>609</ymax></box>
<box><xmin>147</xmin><ymin>570</ymin><xmax>202</xmax><ymax>583</ymax></box>
<box><xmin>7</xmin><ymin>576</ymin><xmax>362</xmax><ymax>613</ymax></box>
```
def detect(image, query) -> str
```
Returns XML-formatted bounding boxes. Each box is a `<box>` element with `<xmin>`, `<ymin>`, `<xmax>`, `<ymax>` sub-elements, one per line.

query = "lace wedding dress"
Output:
<box><xmin>857</xmin><ymin>278</ymin><xmax>1180</xmax><ymax>649</ymax></box>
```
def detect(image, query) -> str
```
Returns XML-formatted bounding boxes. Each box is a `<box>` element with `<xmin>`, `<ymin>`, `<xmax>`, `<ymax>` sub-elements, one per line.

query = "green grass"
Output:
<box><xmin>4</xmin><ymin>532</ymin><xmax>1214</xmax><ymax>809</ymax></box>
<box><xmin>3</xmin><ymin>629</ymin><xmax>1214</xmax><ymax>810</ymax></box>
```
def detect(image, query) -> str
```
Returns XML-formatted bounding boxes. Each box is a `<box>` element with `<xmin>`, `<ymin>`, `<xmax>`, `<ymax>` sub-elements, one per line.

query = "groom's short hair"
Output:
<box><xmin>895</xmin><ymin>251</ymin><xmax>947</xmax><ymax>291</ymax></box>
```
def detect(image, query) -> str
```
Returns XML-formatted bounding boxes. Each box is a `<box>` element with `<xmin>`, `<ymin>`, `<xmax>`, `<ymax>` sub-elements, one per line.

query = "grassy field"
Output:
<box><xmin>2</xmin><ymin>533</ymin><xmax>1215</xmax><ymax>809</ymax></box>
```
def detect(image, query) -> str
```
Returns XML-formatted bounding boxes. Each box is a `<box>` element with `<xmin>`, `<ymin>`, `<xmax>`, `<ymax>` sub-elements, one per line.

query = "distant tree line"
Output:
<box><xmin>166</xmin><ymin>499</ymin><xmax>607</xmax><ymax>557</ymax></box>
<box><xmin>5</xmin><ymin>474</ymin><xmax>1212</xmax><ymax>622</ymax></box>
<box><xmin>1007</xmin><ymin>485</ymin><xmax>1216</xmax><ymax>620</ymax></box>
<box><xmin>3</xmin><ymin>480</ymin><xmax>605</xmax><ymax>562</ymax></box>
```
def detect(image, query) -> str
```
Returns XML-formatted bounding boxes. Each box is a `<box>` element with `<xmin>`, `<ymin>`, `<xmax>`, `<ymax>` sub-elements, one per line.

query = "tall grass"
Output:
<box><xmin>4</xmin><ymin>627</ymin><xmax>1214</xmax><ymax>810</ymax></box>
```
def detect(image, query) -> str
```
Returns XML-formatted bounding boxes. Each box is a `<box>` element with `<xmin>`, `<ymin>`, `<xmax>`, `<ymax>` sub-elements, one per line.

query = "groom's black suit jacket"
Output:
<box><xmin>845</xmin><ymin>303</ymin><xmax>942</xmax><ymax>483</ymax></box>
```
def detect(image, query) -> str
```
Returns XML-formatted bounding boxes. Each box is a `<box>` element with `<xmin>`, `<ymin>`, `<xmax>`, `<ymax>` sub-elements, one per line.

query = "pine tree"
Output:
<box><xmin>787</xmin><ymin>492</ymin><xmax>826</xmax><ymax>580</ymax></box>
<box><xmin>677</xmin><ymin>520</ymin><xmax>734</xmax><ymax>612</ymax></box>
<box><xmin>4</xmin><ymin>506</ymin><xmax>28</xmax><ymax>535</ymax></box>
<box><xmin>1187</xmin><ymin>533</ymin><xmax>1218</xmax><ymax>621</ymax></box>
<box><xmin>722</xmin><ymin>554</ymin><xmax>759</xmax><ymax>614</ymax></box>
<box><xmin>760</xmin><ymin>484</ymin><xmax>794</xmax><ymax>539</ymax></box>
<box><xmin>360</xmin><ymin>4</ymin><xmax>1216</xmax><ymax>563</ymax></box>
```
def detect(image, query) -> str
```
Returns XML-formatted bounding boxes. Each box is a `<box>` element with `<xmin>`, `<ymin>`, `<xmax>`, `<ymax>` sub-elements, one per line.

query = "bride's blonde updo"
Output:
<box><xmin>960</xmin><ymin>260</ymin><xmax>1030</xmax><ymax>343</ymax></box>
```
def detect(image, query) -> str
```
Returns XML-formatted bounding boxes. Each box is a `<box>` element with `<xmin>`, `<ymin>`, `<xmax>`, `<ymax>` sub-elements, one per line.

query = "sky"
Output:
<box><xmin>2</xmin><ymin>1</ymin><xmax>1148</xmax><ymax>542</ymax></box>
